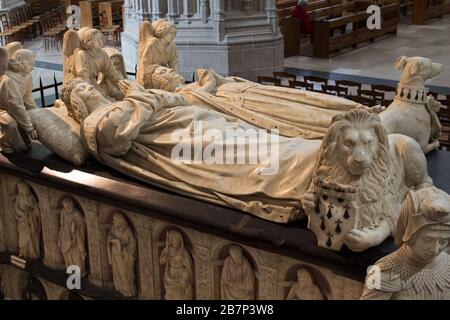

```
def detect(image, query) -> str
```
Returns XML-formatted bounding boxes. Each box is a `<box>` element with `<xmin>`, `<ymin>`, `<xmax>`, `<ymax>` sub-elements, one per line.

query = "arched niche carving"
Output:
<box><xmin>157</xmin><ymin>226</ymin><xmax>195</xmax><ymax>300</ymax></box>
<box><xmin>283</xmin><ymin>264</ymin><xmax>332</xmax><ymax>300</ymax></box>
<box><xmin>19</xmin><ymin>274</ymin><xmax>47</xmax><ymax>300</ymax></box>
<box><xmin>56</xmin><ymin>196</ymin><xmax>89</xmax><ymax>277</ymax></box>
<box><xmin>212</xmin><ymin>243</ymin><xmax>258</xmax><ymax>300</ymax></box>
<box><xmin>13</xmin><ymin>181</ymin><xmax>43</xmax><ymax>261</ymax></box>
<box><xmin>100</xmin><ymin>209</ymin><xmax>139</xmax><ymax>298</ymax></box>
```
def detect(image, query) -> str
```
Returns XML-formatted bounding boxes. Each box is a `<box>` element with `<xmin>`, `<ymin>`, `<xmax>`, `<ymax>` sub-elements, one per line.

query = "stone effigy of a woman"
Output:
<box><xmin>136</xmin><ymin>20</ymin><xmax>178</xmax><ymax>86</ymax></box>
<box><xmin>159</xmin><ymin>230</ymin><xmax>193</xmax><ymax>300</ymax></box>
<box><xmin>14</xmin><ymin>181</ymin><xmax>41</xmax><ymax>260</ymax></box>
<box><xmin>142</xmin><ymin>65</ymin><xmax>362</xmax><ymax>140</ymax></box>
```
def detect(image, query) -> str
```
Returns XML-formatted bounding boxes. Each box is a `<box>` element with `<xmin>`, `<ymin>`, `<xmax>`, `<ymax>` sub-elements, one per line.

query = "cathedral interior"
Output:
<box><xmin>0</xmin><ymin>0</ymin><xmax>449</xmax><ymax>302</ymax></box>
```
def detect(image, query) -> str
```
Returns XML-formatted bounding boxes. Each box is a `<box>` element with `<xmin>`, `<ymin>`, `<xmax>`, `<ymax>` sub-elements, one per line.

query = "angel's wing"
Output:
<box><xmin>63</xmin><ymin>29</ymin><xmax>81</xmax><ymax>58</ymax></box>
<box><xmin>138</xmin><ymin>21</ymin><xmax>154</xmax><ymax>60</ymax></box>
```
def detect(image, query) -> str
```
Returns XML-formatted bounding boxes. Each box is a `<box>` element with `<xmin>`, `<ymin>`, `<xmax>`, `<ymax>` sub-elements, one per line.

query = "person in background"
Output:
<box><xmin>292</xmin><ymin>0</ymin><xmax>313</xmax><ymax>34</ymax></box>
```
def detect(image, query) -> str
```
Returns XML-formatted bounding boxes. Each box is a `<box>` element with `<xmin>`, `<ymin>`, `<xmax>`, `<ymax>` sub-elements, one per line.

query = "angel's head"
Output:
<box><xmin>5</xmin><ymin>41</ymin><xmax>23</xmax><ymax>58</ymax></box>
<box><xmin>143</xmin><ymin>64</ymin><xmax>184</xmax><ymax>92</ymax></box>
<box><xmin>80</xmin><ymin>28</ymin><xmax>104</xmax><ymax>51</ymax></box>
<box><xmin>153</xmin><ymin>19</ymin><xmax>177</xmax><ymax>45</ymax></box>
<box><xmin>8</xmin><ymin>49</ymin><xmax>35</xmax><ymax>75</ymax></box>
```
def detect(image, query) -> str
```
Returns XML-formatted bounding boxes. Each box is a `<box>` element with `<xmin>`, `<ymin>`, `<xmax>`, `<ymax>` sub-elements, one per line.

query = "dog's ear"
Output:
<box><xmin>395</xmin><ymin>56</ymin><xmax>408</xmax><ymax>70</ymax></box>
<box><xmin>410</xmin><ymin>60</ymin><xmax>422</xmax><ymax>75</ymax></box>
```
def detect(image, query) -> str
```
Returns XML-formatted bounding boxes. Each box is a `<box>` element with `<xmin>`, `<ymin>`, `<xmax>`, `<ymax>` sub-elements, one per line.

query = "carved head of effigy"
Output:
<box><xmin>8</xmin><ymin>49</ymin><xmax>36</xmax><ymax>75</ymax></box>
<box><xmin>396</xmin><ymin>187</ymin><xmax>450</xmax><ymax>265</ymax></box>
<box><xmin>395</xmin><ymin>56</ymin><xmax>443</xmax><ymax>88</ymax></box>
<box><xmin>143</xmin><ymin>64</ymin><xmax>184</xmax><ymax>92</ymax></box>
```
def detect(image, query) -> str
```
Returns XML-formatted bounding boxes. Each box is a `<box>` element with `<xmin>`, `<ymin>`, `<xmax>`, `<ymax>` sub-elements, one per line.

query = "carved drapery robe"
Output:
<box><xmin>221</xmin><ymin>256</ymin><xmax>255</xmax><ymax>300</ymax></box>
<box><xmin>287</xmin><ymin>282</ymin><xmax>324</xmax><ymax>300</ymax></box>
<box><xmin>59</xmin><ymin>207</ymin><xmax>87</xmax><ymax>275</ymax></box>
<box><xmin>178</xmin><ymin>69</ymin><xmax>362</xmax><ymax>139</ymax></box>
<box><xmin>107</xmin><ymin>224</ymin><xmax>137</xmax><ymax>297</ymax></box>
<box><xmin>0</xmin><ymin>71</ymin><xmax>36</xmax><ymax>152</ymax></box>
<box><xmin>82</xmin><ymin>87</ymin><xmax>322</xmax><ymax>223</ymax></box>
<box><xmin>14</xmin><ymin>189</ymin><xmax>41</xmax><ymax>260</ymax></box>
<box><xmin>160</xmin><ymin>238</ymin><xmax>193</xmax><ymax>300</ymax></box>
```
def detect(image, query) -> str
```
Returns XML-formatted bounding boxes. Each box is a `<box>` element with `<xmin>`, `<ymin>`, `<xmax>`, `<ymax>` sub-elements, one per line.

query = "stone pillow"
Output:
<box><xmin>29</xmin><ymin>106</ymin><xmax>89</xmax><ymax>166</ymax></box>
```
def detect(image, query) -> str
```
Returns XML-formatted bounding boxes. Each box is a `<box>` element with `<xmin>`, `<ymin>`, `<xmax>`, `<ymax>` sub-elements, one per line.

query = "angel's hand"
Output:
<box><xmin>117</xmin><ymin>80</ymin><xmax>131</xmax><ymax>96</ymax></box>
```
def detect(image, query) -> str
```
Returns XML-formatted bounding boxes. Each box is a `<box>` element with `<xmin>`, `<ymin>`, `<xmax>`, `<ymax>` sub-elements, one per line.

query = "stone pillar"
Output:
<box><xmin>121</xmin><ymin>0</ymin><xmax>283</xmax><ymax>81</ymax></box>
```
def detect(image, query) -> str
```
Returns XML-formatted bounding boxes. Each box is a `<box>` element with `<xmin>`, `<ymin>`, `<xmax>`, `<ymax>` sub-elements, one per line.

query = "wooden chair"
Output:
<box><xmin>323</xmin><ymin>84</ymin><xmax>348</xmax><ymax>96</ymax></box>
<box><xmin>371</xmin><ymin>84</ymin><xmax>397</xmax><ymax>106</ymax></box>
<box><xmin>273</xmin><ymin>71</ymin><xmax>297</xmax><ymax>87</ymax></box>
<box><xmin>0</xmin><ymin>14</ymin><xmax>22</xmax><ymax>45</ymax></box>
<box><xmin>438</xmin><ymin>95</ymin><xmax>450</xmax><ymax>149</ymax></box>
<box><xmin>257</xmin><ymin>76</ymin><xmax>281</xmax><ymax>86</ymax></box>
<box><xmin>303</xmin><ymin>75</ymin><xmax>328</xmax><ymax>93</ymax></box>
<box><xmin>335</xmin><ymin>80</ymin><xmax>362</xmax><ymax>96</ymax></box>
<box><xmin>289</xmin><ymin>80</ymin><xmax>314</xmax><ymax>91</ymax></box>
<box><xmin>358</xmin><ymin>89</ymin><xmax>385</xmax><ymax>106</ymax></box>
<box><xmin>99</xmin><ymin>11</ymin><xmax>121</xmax><ymax>47</ymax></box>
<box><xmin>42</xmin><ymin>15</ymin><xmax>63</xmax><ymax>51</ymax></box>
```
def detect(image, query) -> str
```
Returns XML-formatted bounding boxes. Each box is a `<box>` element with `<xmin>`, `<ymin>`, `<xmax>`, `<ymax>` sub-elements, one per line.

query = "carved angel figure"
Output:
<box><xmin>14</xmin><ymin>181</ymin><xmax>41</xmax><ymax>260</ymax></box>
<box><xmin>107</xmin><ymin>213</ymin><xmax>137</xmax><ymax>297</ymax></box>
<box><xmin>0</xmin><ymin>49</ymin><xmax>38</xmax><ymax>153</ymax></box>
<box><xmin>62</xmin><ymin>28</ymin><xmax>124</xmax><ymax>101</ymax></box>
<box><xmin>160</xmin><ymin>230</ymin><xmax>193</xmax><ymax>300</ymax></box>
<box><xmin>58</xmin><ymin>198</ymin><xmax>87</xmax><ymax>276</ymax></box>
<box><xmin>287</xmin><ymin>268</ymin><xmax>325</xmax><ymax>300</ymax></box>
<box><xmin>136</xmin><ymin>20</ymin><xmax>178</xmax><ymax>85</ymax></box>
<box><xmin>361</xmin><ymin>186</ymin><xmax>450</xmax><ymax>300</ymax></box>
<box><xmin>220</xmin><ymin>245</ymin><xmax>255</xmax><ymax>300</ymax></box>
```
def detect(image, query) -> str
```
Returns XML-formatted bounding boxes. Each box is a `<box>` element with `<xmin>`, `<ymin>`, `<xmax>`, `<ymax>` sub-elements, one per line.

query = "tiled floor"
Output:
<box><xmin>285</xmin><ymin>16</ymin><xmax>450</xmax><ymax>88</ymax></box>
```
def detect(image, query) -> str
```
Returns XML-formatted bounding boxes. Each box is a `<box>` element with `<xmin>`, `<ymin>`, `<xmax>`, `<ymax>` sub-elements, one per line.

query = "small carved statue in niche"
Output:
<box><xmin>0</xmin><ymin>49</ymin><xmax>38</xmax><ymax>153</ymax></box>
<box><xmin>136</xmin><ymin>19</ymin><xmax>178</xmax><ymax>86</ymax></box>
<box><xmin>107</xmin><ymin>213</ymin><xmax>137</xmax><ymax>297</ymax></box>
<box><xmin>14</xmin><ymin>181</ymin><xmax>41</xmax><ymax>260</ymax></box>
<box><xmin>220</xmin><ymin>245</ymin><xmax>255</xmax><ymax>300</ymax></box>
<box><xmin>287</xmin><ymin>268</ymin><xmax>325</xmax><ymax>300</ymax></box>
<box><xmin>62</xmin><ymin>28</ymin><xmax>124</xmax><ymax>101</ymax></box>
<box><xmin>58</xmin><ymin>198</ymin><xmax>87</xmax><ymax>276</ymax></box>
<box><xmin>159</xmin><ymin>230</ymin><xmax>193</xmax><ymax>300</ymax></box>
<box><xmin>361</xmin><ymin>186</ymin><xmax>450</xmax><ymax>300</ymax></box>
<box><xmin>21</xmin><ymin>275</ymin><xmax>47</xmax><ymax>300</ymax></box>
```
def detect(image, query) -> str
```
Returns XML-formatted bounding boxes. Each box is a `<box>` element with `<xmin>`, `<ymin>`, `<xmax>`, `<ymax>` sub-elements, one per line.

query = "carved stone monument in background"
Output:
<box><xmin>121</xmin><ymin>0</ymin><xmax>283</xmax><ymax>81</ymax></box>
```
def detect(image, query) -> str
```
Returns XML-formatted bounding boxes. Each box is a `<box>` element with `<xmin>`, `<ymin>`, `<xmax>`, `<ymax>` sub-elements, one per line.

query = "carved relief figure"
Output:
<box><xmin>62</xmin><ymin>28</ymin><xmax>124</xmax><ymax>101</ymax></box>
<box><xmin>14</xmin><ymin>182</ymin><xmax>41</xmax><ymax>260</ymax></box>
<box><xmin>287</xmin><ymin>268</ymin><xmax>325</xmax><ymax>300</ymax></box>
<box><xmin>0</xmin><ymin>49</ymin><xmax>38</xmax><ymax>153</ymax></box>
<box><xmin>160</xmin><ymin>230</ymin><xmax>193</xmax><ymax>300</ymax></box>
<box><xmin>58</xmin><ymin>198</ymin><xmax>87</xmax><ymax>276</ymax></box>
<box><xmin>302</xmin><ymin>109</ymin><xmax>433</xmax><ymax>251</ymax></box>
<box><xmin>220</xmin><ymin>245</ymin><xmax>255</xmax><ymax>300</ymax></box>
<box><xmin>136</xmin><ymin>20</ymin><xmax>178</xmax><ymax>85</ymax></box>
<box><xmin>361</xmin><ymin>187</ymin><xmax>450</xmax><ymax>300</ymax></box>
<box><xmin>107</xmin><ymin>213</ymin><xmax>137</xmax><ymax>297</ymax></box>
<box><xmin>380</xmin><ymin>56</ymin><xmax>443</xmax><ymax>153</ymax></box>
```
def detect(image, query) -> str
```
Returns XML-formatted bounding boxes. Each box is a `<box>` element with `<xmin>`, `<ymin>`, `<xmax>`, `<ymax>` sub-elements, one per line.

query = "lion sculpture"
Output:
<box><xmin>302</xmin><ymin>109</ymin><xmax>434</xmax><ymax>252</ymax></box>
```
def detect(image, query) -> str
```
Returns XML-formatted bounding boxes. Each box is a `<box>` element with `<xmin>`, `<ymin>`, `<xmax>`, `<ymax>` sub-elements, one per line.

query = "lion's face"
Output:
<box><xmin>337</xmin><ymin>127</ymin><xmax>379</xmax><ymax>176</ymax></box>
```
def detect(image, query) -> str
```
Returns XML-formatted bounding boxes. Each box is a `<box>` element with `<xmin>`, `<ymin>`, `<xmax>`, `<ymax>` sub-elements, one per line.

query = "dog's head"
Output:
<box><xmin>395</xmin><ymin>56</ymin><xmax>443</xmax><ymax>87</ymax></box>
